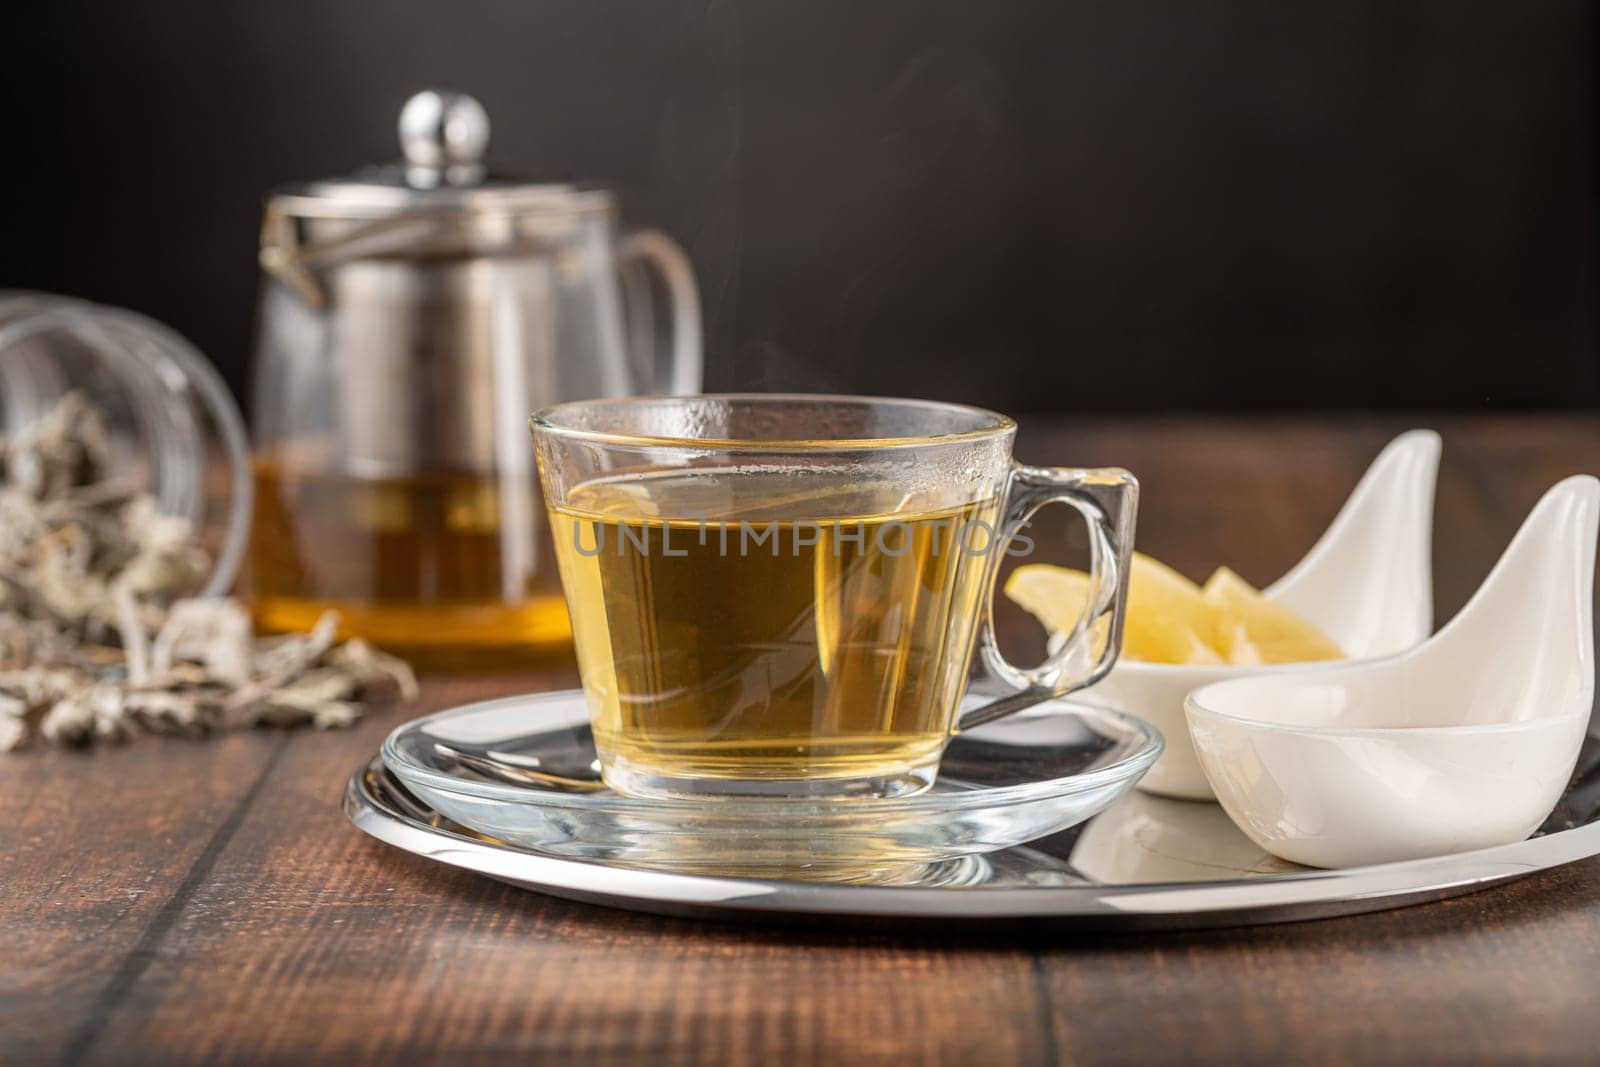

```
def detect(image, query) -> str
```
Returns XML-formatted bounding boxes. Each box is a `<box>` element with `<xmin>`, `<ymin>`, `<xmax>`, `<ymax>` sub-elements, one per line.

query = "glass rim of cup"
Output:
<box><xmin>530</xmin><ymin>392</ymin><xmax>1017</xmax><ymax>453</ymax></box>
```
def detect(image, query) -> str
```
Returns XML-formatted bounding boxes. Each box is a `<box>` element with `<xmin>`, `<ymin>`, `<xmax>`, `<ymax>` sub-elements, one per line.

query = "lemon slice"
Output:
<box><xmin>1202</xmin><ymin>567</ymin><xmax>1342</xmax><ymax>664</ymax></box>
<box><xmin>1005</xmin><ymin>554</ymin><xmax>1224</xmax><ymax>665</ymax></box>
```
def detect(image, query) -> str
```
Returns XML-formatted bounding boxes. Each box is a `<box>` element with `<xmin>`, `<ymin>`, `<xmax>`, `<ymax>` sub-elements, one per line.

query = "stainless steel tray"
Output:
<box><xmin>345</xmin><ymin>733</ymin><xmax>1600</xmax><ymax>930</ymax></box>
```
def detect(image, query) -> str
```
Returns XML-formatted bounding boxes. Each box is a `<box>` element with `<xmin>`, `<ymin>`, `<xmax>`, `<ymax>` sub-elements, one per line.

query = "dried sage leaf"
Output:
<box><xmin>0</xmin><ymin>393</ymin><xmax>416</xmax><ymax>751</ymax></box>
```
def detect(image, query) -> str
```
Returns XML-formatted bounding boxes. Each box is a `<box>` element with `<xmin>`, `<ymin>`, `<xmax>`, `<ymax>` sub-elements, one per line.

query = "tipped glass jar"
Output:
<box><xmin>0</xmin><ymin>291</ymin><xmax>252</xmax><ymax>596</ymax></box>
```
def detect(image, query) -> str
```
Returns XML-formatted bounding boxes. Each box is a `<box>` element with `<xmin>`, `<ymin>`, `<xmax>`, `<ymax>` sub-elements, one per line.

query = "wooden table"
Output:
<box><xmin>8</xmin><ymin>415</ymin><xmax>1600</xmax><ymax>1065</ymax></box>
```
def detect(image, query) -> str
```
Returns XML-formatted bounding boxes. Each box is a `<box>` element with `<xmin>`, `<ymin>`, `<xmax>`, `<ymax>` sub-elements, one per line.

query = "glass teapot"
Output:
<box><xmin>245</xmin><ymin>89</ymin><xmax>701</xmax><ymax>668</ymax></box>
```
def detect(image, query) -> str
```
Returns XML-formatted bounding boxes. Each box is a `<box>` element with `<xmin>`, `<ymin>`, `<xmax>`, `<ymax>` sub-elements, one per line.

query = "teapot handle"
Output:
<box><xmin>618</xmin><ymin>229</ymin><xmax>703</xmax><ymax>395</ymax></box>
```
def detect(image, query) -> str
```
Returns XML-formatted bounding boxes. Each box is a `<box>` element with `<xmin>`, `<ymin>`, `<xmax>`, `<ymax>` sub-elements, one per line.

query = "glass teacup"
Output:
<box><xmin>533</xmin><ymin>395</ymin><xmax>1136</xmax><ymax>800</ymax></box>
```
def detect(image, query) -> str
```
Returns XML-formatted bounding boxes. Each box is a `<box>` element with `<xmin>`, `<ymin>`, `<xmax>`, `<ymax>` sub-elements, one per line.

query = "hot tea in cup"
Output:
<box><xmin>534</xmin><ymin>395</ymin><xmax>1136</xmax><ymax>800</ymax></box>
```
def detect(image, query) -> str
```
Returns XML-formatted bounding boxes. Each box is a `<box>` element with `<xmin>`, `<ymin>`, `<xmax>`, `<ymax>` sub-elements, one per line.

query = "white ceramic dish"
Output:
<box><xmin>1080</xmin><ymin>430</ymin><xmax>1441</xmax><ymax>798</ymax></box>
<box><xmin>1186</xmin><ymin>476</ymin><xmax>1598</xmax><ymax>869</ymax></box>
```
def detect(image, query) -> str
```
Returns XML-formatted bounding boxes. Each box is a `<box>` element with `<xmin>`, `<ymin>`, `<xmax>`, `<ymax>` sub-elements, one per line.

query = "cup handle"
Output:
<box><xmin>958</xmin><ymin>464</ymin><xmax>1139</xmax><ymax>731</ymax></box>
<box><xmin>618</xmin><ymin>229</ymin><xmax>703</xmax><ymax>395</ymax></box>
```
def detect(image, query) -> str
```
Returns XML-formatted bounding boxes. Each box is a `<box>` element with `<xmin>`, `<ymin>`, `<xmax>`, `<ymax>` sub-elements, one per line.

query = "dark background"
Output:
<box><xmin>2</xmin><ymin>1</ymin><xmax>1594</xmax><ymax>413</ymax></box>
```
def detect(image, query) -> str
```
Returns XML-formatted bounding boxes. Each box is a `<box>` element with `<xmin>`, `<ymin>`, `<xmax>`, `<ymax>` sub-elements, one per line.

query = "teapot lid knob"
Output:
<box><xmin>399</xmin><ymin>90</ymin><xmax>489</xmax><ymax>187</ymax></box>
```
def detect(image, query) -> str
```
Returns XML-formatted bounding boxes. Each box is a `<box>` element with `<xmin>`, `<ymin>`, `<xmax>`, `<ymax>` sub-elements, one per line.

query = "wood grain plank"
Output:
<box><xmin>1035</xmin><ymin>861</ymin><xmax>1600</xmax><ymax>1065</ymax></box>
<box><xmin>0</xmin><ymin>732</ymin><xmax>285</xmax><ymax>1063</ymax></box>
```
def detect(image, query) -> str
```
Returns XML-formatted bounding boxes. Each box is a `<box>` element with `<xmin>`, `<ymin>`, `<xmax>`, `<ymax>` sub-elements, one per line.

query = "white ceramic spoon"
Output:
<box><xmin>1080</xmin><ymin>430</ymin><xmax>1441</xmax><ymax>798</ymax></box>
<box><xmin>1186</xmin><ymin>476</ymin><xmax>1598</xmax><ymax>869</ymax></box>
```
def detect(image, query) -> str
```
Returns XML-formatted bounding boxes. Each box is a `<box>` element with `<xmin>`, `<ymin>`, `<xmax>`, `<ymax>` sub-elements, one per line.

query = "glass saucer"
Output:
<box><xmin>380</xmin><ymin>689</ymin><xmax>1162</xmax><ymax>879</ymax></box>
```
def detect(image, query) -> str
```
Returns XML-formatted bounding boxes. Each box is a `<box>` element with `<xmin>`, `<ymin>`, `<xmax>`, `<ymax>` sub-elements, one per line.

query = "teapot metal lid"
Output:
<box><xmin>268</xmin><ymin>90</ymin><xmax>614</xmax><ymax>220</ymax></box>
